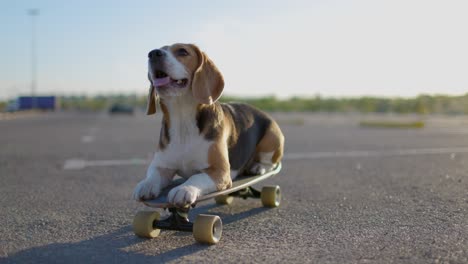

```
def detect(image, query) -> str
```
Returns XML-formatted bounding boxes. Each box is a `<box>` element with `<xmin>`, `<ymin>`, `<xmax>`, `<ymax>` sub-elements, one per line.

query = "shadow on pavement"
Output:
<box><xmin>0</xmin><ymin>226</ymin><xmax>152</xmax><ymax>264</ymax></box>
<box><xmin>1</xmin><ymin>205</ymin><xmax>269</xmax><ymax>263</ymax></box>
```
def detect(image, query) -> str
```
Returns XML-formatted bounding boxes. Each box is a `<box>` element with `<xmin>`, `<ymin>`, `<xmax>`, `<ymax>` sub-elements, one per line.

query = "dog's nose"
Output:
<box><xmin>148</xmin><ymin>49</ymin><xmax>164</xmax><ymax>60</ymax></box>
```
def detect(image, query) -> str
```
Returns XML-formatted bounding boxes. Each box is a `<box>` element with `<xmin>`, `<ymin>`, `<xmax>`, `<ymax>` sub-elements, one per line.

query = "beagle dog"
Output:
<box><xmin>132</xmin><ymin>43</ymin><xmax>284</xmax><ymax>207</ymax></box>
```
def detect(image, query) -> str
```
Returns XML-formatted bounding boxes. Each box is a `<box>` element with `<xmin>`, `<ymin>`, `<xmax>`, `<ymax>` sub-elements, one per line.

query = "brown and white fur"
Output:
<box><xmin>132</xmin><ymin>43</ymin><xmax>284</xmax><ymax>207</ymax></box>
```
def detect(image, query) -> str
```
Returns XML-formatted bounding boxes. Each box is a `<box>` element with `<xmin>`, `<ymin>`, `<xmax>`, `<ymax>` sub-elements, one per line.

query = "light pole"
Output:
<box><xmin>28</xmin><ymin>8</ymin><xmax>39</xmax><ymax>109</ymax></box>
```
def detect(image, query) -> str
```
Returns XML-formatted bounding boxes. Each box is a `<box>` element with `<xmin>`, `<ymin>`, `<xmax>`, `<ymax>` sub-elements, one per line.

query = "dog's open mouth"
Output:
<box><xmin>153</xmin><ymin>70</ymin><xmax>188</xmax><ymax>88</ymax></box>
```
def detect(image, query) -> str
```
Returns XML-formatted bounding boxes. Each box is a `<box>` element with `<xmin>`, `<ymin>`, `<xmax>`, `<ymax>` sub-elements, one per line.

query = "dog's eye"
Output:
<box><xmin>176</xmin><ymin>48</ymin><xmax>189</xmax><ymax>57</ymax></box>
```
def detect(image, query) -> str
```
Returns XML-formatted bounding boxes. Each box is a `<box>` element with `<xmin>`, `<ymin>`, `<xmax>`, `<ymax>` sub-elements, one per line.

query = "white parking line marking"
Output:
<box><xmin>283</xmin><ymin>147</ymin><xmax>468</xmax><ymax>160</ymax></box>
<box><xmin>63</xmin><ymin>147</ymin><xmax>468</xmax><ymax>170</ymax></box>
<box><xmin>81</xmin><ymin>127</ymin><xmax>98</xmax><ymax>143</ymax></box>
<box><xmin>81</xmin><ymin>136</ymin><xmax>94</xmax><ymax>143</ymax></box>
<box><xmin>63</xmin><ymin>158</ymin><xmax>147</xmax><ymax>170</ymax></box>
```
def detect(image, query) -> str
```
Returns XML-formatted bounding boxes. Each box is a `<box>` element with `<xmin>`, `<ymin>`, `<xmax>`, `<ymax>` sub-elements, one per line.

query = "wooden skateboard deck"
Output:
<box><xmin>142</xmin><ymin>163</ymin><xmax>282</xmax><ymax>208</ymax></box>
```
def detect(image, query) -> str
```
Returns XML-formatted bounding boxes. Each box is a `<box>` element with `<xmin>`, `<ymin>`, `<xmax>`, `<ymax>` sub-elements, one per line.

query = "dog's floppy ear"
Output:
<box><xmin>191</xmin><ymin>45</ymin><xmax>224</xmax><ymax>105</ymax></box>
<box><xmin>146</xmin><ymin>74</ymin><xmax>158</xmax><ymax>115</ymax></box>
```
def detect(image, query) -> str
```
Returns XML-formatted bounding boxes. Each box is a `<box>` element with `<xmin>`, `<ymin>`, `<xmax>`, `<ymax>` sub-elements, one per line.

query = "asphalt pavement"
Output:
<box><xmin>0</xmin><ymin>111</ymin><xmax>467</xmax><ymax>263</ymax></box>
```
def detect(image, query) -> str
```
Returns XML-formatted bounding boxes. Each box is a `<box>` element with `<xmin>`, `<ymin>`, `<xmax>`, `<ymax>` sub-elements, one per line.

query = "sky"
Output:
<box><xmin>1</xmin><ymin>0</ymin><xmax>467</xmax><ymax>100</ymax></box>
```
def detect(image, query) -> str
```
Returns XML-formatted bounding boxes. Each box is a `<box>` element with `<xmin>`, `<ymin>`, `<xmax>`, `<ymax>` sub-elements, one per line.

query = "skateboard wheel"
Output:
<box><xmin>193</xmin><ymin>214</ymin><xmax>222</xmax><ymax>244</ymax></box>
<box><xmin>214</xmin><ymin>195</ymin><xmax>234</xmax><ymax>205</ymax></box>
<box><xmin>261</xmin><ymin>185</ymin><xmax>281</xmax><ymax>208</ymax></box>
<box><xmin>133</xmin><ymin>211</ymin><xmax>161</xmax><ymax>238</ymax></box>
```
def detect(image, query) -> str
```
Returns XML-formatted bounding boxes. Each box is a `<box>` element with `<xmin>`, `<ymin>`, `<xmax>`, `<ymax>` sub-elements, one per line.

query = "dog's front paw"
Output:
<box><xmin>132</xmin><ymin>179</ymin><xmax>161</xmax><ymax>201</ymax></box>
<box><xmin>167</xmin><ymin>185</ymin><xmax>201</xmax><ymax>207</ymax></box>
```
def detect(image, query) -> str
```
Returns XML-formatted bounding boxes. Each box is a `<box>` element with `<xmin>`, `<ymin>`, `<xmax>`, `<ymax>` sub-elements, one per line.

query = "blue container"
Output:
<box><xmin>17</xmin><ymin>96</ymin><xmax>56</xmax><ymax>110</ymax></box>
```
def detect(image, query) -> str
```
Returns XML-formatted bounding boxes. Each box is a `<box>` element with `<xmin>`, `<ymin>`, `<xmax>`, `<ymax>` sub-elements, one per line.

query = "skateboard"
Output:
<box><xmin>132</xmin><ymin>163</ymin><xmax>282</xmax><ymax>244</ymax></box>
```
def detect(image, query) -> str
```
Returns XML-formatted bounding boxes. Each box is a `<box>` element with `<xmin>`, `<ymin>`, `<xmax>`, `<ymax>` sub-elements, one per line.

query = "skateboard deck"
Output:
<box><xmin>142</xmin><ymin>163</ymin><xmax>282</xmax><ymax>208</ymax></box>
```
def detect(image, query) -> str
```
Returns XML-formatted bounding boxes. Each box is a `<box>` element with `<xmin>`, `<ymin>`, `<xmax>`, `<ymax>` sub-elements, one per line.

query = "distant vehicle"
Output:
<box><xmin>16</xmin><ymin>96</ymin><xmax>58</xmax><ymax>111</ymax></box>
<box><xmin>109</xmin><ymin>103</ymin><xmax>134</xmax><ymax>115</ymax></box>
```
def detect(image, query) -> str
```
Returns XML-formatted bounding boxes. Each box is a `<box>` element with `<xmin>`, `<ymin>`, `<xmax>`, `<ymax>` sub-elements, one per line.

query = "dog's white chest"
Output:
<box><xmin>157</xmin><ymin>123</ymin><xmax>212</xmax><ymax>178</ymax></box>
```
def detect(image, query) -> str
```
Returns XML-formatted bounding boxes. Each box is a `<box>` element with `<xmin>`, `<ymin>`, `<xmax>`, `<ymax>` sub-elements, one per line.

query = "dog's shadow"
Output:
<box><xmin>1</xmin><ymin>204</ymin><xmax>269</xmax><ymax>263</ymax></box>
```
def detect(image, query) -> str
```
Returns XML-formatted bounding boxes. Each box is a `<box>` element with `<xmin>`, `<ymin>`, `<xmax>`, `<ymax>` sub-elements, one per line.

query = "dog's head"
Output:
<box><xmin>146</xmin><ymin>43</ymin><xmax>224</xmax><ymax>115</ymax></box>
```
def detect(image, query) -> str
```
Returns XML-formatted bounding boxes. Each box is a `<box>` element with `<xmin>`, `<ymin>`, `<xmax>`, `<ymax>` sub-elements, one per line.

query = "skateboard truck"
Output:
<box><xmin>231</xmin><ymin>186</ymin><xmax>262</xmax><ymax>200</ymax></box>
<box><xmin>153</xmin><ymin>207</ymin><xmax>193</xmax><ymax>232</ymax></box>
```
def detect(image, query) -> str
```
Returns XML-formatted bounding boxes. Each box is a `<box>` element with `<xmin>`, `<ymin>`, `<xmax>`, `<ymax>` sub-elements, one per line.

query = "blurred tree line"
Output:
<box><xmin>2</xmin><ymin>93</ymin><xmax>468</xmax><ymax>114</ymax></box>
<box><xmin>221</xmin><ymin>94</ymin><xmax>468</xmax><ymax>114</ymax></box>
<box><xmin>58</xmin><ymin>95</ymin><xmax>146</xmax><ymax>112</ymax></box>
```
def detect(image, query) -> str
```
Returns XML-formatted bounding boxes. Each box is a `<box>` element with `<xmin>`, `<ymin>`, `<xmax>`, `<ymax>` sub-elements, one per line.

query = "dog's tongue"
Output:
<box><xmin>153</xmin><ymin>77</ymin><xmax>171</xmax><ymax>87</ymax></box>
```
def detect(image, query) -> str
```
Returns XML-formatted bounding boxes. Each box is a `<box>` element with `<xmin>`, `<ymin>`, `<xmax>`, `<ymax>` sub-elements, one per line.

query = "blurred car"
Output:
<box><xmin>109</xmin><ymin>103</ymin><xmax>134</xmax><ymax>115</ymax></box>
